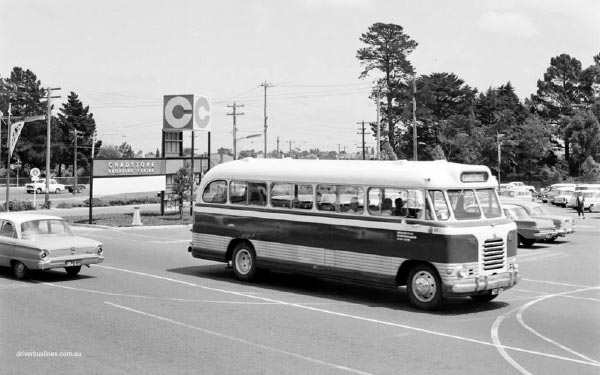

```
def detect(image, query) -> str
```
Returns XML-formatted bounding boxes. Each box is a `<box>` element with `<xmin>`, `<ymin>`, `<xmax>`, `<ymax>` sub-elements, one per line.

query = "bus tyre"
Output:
<box><xmin>407</xmin><ymin>264</ymin><xmax>443</xmax><ymax>310</ymax></box>
<box><xmin>232</xmin><ymin>243</ymin><xmax>258</xmax><ymax>281</ymax></box>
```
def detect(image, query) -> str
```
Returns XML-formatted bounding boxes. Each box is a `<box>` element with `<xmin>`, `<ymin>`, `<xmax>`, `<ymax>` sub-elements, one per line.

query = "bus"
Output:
<box><xmin>189</xmin><ymin>159</ymin><xmax>520</xmax><ymax>310</ymax></box>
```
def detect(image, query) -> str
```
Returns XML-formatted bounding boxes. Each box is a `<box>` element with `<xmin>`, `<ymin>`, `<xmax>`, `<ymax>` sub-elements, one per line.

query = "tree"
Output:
<box><xmin>564</xmin><ymin>110</ymin><xmax>600</xmax><ymax>175</ymax></box>
<box><xmin>96</xmin><ymin>145</ymin><xmax>122</xmax><ymax>159</ymax></box>
<box><xmin>56</xmin><ymin>92</ymin><xmax>97</xmax><ymax>176</ymax></box>
<box><xmin>357</xmin><ymin>23</ymin><xmax>417</xmax><ymax>156</ymax></box>
<box><xmin>0</xmin><ymin>67</ymin><xmax>48</xmax><ymax>172</ymax></box>
<box><xmin>117</xmin><ymin>142</ymin><xmax>135</xmax><ymax>158</ymax></box>
<box><xmin>171</xmin><ymin>163</ymin><xmax>192</xmax><ymax>218</ymax></box>
<box><xmin>580</xmin><ymin>156</ymin><xmax>600</xmax><ymax>181</ymax></box>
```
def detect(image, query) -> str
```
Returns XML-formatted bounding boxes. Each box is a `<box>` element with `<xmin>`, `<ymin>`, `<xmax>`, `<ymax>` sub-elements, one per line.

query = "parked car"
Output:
<box><xmin>0</xmin><ymin>213</ymin><xmax>104</xmax><ymax>279</ymax></box>
<box><xmin>567</xmin><ymin>190</ymin><xmax>600</xmax><ymax>212</ymax></box>
<box><xmin>551</xmin><ymin>187</ymin><xmax>576</xmax><ymax>207</ymax></box>
<box><xmin>499</xmin><ymin>188</ymin><xmax>534</xmax><ymax>201</ymax></box>
<box><xmin>542</xmin><ymin>183</ymin><xmax>576</xmax><ymax>203</ymax></box>
<box><xmin>25</xmin><ymin>178</ymin><xmax>66</xmax><ymax>194</ymax></box>
<box><xmin>500</xmin><ymin>198</ymin><xmax>574</xmax><ymax>240</ymax></box>
<box><xmin>507</xmin><ymin>181</ymin><xmax>536</xmax><ymax>193</ymax></box>
<box><xmin>502</xmin><ymin>204</ymin><xmax>558</xmax><ymax>247</ymax></box>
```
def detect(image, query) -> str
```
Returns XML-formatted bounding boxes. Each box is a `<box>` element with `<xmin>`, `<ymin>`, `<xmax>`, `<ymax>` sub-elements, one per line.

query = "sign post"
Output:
<box><xmin>30</xmin><ymin>168</ymin><xmax>40</xmax><ymax>209</ymax></box>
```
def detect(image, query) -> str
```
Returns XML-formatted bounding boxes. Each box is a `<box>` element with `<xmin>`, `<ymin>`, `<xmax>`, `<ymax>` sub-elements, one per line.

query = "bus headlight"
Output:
<box><xmin>453</xmin><ymin>265</ymin><xmax>469</xmax><ymax>278</ymax></box>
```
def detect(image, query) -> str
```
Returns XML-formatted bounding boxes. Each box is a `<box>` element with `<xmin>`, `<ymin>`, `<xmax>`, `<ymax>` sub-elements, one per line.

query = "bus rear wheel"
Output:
<box><xmin>232</xmin><ymin>243</ymin><xmax>258</xmax><ymax>281</ymax></box>
<box><xmin>406</xmin><ymin>264</ymin><xmax>443</xmax><ymax>310</ymax></box>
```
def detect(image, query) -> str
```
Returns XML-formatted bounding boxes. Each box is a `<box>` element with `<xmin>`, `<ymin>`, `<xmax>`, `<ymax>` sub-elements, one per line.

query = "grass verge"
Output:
<box><xmin>63</xmin><ymin>211</ymin><xmax>191</xmax><ymax>227</ymax></box>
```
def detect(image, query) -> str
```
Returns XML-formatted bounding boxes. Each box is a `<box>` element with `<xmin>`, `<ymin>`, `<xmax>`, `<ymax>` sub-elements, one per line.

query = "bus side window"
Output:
<box><xmin>248</xmin><ymin>182</ymin><xmax>267</xmax><ymax>206</ymax></box>
<box><xmin>230</xmin><ymin>181</ymin><xmax>248</xmax><ymax>204</ymax></box>
<box><xmin>316</xmin><ymin>185</ymin><xmax>337</xmax><ymax>212</ymax></box>
<box><xmin>202</xmin><ymin>180</ymin><xmax>228</xmax><ymax>204</ymax></box>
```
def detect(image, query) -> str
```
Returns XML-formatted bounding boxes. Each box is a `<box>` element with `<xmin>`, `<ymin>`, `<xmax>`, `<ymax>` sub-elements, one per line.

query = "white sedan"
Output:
<box><xmin>0</xmin><ymin>213</ymin><xmax>104</xmax><ymax>279</ymax></box>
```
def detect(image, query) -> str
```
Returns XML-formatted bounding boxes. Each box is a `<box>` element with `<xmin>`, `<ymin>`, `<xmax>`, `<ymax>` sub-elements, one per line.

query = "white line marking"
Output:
<box><xmin>97</xmin><ymin>265</ymin><xmax>600</xmax><ymax>368</ymax></box>
<box><xmin>491</xmin><ymin>285</ymin><xmax>600</xmax><ymax>374</ymax></box>
<box><xmin>516</xmin><ymin>288</ymin><xmax>600</xmax><ymax>303</ymax></box>
<box><xmin>521</xmin><ymin>278</ymin><xmax>593</xmax><ymax>288</ymax></box>
<box><xmin>105</xmin><ymin>301</ymin><xmax>375</xmax><ymax>375</ymax></box>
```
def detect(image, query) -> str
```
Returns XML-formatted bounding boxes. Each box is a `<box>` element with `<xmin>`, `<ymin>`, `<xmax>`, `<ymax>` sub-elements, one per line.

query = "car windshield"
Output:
<box><xmin>506</xmin><ymin>207</ymin><xmax>530</xmax><ymax>220</ymax></box>
<box><xmin>531</xmin><ymin>206</ymin><xmax>551</xmax><ymax>216</ymax></box>
<box><xmin>21</xmin><ymin>219</ymin><xmax>73</xmax><ymax>240</ymax></box>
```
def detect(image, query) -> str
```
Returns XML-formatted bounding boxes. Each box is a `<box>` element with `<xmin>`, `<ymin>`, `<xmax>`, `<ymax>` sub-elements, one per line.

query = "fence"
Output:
<box><xmin>0</xmin><ymin>176</ymin><xmax>91</xmax><ymax>188</ymax></box>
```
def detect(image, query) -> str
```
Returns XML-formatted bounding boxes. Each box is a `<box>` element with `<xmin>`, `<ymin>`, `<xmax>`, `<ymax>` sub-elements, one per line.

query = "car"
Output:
<box><xmin>502</xmin><ymin>204</ymin><xmax>558</xmax><ymax>247</ymax></box>
<box><xmin>507</xmin><ymin>181</ymin><xmax>536</xmax><ymax>193</ymax></box>
<box><xmin>567</xmin><ymin>190</ymin><xmax>600</xmax><ymax>212</ymax></box>
<box><xmin>0</xmin><ymin>213</ymin><xmax>104</xmax><ymax>279</ymax></box>
<box><xmin>551</xmin><ymin>187</ymin><xmax>576</xmax><ymax>207</ymax></box>
<box><xmin>499</xmin><ymin>188</ymin><xmax>534</xmax><ymax>201</ymax></box>
<box><xmin>543</xmin><ymin>183</ymin><xmax>576</xmax><ymax>203</ymax></box>
<box><xmin>25</xmin><ymin>178</ymin><xmax>66</xmax><ymax>194</ymax></box>
<box><xmin>500</xmin><ymin>198</ymin><xmax>574</xmax><ymax>240</ymax></box>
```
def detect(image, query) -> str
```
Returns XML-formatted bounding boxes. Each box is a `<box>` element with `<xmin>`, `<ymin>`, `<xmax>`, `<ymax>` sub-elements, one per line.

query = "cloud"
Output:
<box><xmin>477</xmin><ymin>11</ymin><xmax>538</xmax><ymax>38</ymax></box>
<box><xmin>301</xmin><ymin>0</ymin><xmax>375</xmax><ymax>10</ymax></box>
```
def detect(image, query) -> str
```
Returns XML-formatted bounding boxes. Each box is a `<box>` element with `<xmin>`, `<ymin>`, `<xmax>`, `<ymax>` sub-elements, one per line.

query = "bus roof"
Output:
<box><xmin>202</xmin><ymin>158</ymin><xmax>497</xmax><ymax>189</ymax></box>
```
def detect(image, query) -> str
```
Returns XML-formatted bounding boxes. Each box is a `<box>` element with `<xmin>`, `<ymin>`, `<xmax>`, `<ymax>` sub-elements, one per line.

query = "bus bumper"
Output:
<box><xmin>446</xmin><ymin>270</ymin><xmax>520</xmax><ymax>296</ymax></box>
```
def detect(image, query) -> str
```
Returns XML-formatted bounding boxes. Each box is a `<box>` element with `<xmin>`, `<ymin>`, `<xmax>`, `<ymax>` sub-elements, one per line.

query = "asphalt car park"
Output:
<box><xmin>1</xmin><ymin>204</ymin><xmax>599</xmax><ymax>375</ymax></box>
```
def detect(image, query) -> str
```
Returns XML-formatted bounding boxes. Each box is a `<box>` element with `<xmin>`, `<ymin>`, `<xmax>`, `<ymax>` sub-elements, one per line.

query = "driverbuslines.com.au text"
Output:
<box><xmin>16</xmin><ymin>350</ymin><xmax>82</xmax><ymax>358</ymax></box>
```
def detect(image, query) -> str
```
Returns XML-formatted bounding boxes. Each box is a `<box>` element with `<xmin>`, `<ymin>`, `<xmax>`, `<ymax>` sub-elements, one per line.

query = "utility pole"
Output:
<box><xmin>72</xmin><ymin>129</ymin><xmax>83</xmax><ymax>195</ymax></box>
<box><xmin>227</xmin><ymin>101</ymin><xmax>244</xmax><ymax>160</ymax></box>
<box><xmin>357</xmin><ymin>121</ymin><xmax>368</xmax><ymax>160</ymax></box>
<box><xmin>376</xmin><ymin>86</ymin><xmax>381</xmax><ymax>160</ymax></box>
<box><xmin>412</xmin><ymin>76</ymin><xmax>417</xmax><ymax>161</ymax></box>
<box><xmin>45</xmin><ymin>87</ymin><xmax>61</xmax><ymax>205</ymax></box>
<box><xmin>288</xmin><ymin>140</ymin><xmax>293</xmax><ymax>157</ymax></box>
<box><xmin>260</xmin><ymin>81</ymin><xmax>273</xmax><ymax>158</ymax></box>
<box><xmin>276</xmin><ymin>136</ymin><xmax>280</xmax><ymax>158</ymax></box>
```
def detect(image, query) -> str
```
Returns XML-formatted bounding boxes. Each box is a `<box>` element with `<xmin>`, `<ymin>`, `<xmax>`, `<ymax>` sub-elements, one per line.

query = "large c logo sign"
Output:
<box><xmin>163</xmin><ymin>95</ymin><xmax>193</xmax><ymax>129</ymax></box>
<box><xmin>194</xmin><ymin>96</ymin><xmax>211</xmax><ymax>130</ymax></box>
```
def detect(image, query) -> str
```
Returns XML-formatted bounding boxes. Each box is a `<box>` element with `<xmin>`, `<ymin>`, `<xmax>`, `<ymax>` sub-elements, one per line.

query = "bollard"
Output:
<box><xmin>132</xmin><ymin>206</ymin><xmax>143</xmax><ymax>226</ymax></box>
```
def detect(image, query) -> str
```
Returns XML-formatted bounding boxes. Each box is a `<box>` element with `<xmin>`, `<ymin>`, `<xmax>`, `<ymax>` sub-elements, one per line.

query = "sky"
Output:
<box><xmin>1</xmin><ymin>0</ymin><xmax>599</xmax><ymax>156</ymax></box>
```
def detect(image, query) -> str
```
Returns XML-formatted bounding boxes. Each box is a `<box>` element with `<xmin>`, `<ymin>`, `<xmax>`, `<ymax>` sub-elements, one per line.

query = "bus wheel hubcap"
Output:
<box><xmin>413</xmin><ymin>271</ymin><xmax>435</xmax><ymax>302</ymax></box>
<box><xmin>235</xmin><ymin>250</ymin><xmax>252</xmax><ymax>274</ymax></box>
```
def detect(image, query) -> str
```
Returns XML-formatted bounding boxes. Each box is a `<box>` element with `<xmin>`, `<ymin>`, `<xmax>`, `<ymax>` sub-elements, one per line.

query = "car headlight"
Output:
<box><xmin>40</xmin><ymin>250</ymin><xmax>49</xmax><ymax>259</ymax></box>
<box><xmin>96</xmin><ymin>246</ymin><xmax>103</xmax><ymax>255</ymax></box>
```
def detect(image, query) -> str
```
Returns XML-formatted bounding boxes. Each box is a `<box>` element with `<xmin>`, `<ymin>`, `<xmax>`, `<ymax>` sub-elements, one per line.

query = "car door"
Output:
<box><xmin>0</xmin><ymin>220</ymin><xmax>17</xmax><ymax>266</ymax></box>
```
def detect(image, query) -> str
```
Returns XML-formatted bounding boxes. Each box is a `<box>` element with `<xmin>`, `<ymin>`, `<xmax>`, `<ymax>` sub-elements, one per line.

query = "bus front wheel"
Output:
<box><xmin>232</xmin><ymin>243</ymin><xmax>258</xmax><ymax>281</ymax></box>
<box><xmin>406</xmin><ymin>264</ymin><xmax>443</xmax><ymax>310</ymax></box>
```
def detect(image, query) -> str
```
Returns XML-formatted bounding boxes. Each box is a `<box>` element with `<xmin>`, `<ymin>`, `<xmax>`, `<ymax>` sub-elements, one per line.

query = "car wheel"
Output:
<box><xmin>55</xmin><ymin>188</ymin><xmax>61</xmax><ymax>194</ymax></box>
<box><xmin>232</xmin><ymin>243</ymin><xmax>257</xmax><ymax>281</ymax></box>
<box><xmin>520</xmin><ymin>236</ymin><xmax>535</xmax><ymax>247</ymax></box>
<box><xmin>589</xmin><ymin>204</ymin><xmax>596</xmax><ymax>213</ymax></box>
<box><xmin>36</xmin><ymin>188</ymin><xmax>42</xmax><ymax>194</ymax></box>
<box><xmin>12</xmin><ymin>261</ymin><xmax>28</xmax><ymax>280</ymax></box>
<box><xmin>406</xmin><ymin>264</ymin><xmax>443</xmax><ymax>310</ymax></box>
<box><xmin>65</xmin><ymin>266</ymin><xmax>81</xmax><ymax>276</ymax></box>
<box><xmin>470</xmin><ymin>291</ymin><xmax>499</xmax><ymax>303</ymax></box>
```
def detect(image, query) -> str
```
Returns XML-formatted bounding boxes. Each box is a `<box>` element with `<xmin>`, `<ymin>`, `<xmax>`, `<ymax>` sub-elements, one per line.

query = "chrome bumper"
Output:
<box><xmin>36</xmin><ymin>255</ymin><xmax>104</xmax><ymax>270</ymax></box>
<box><xmin>446</xmin><ymin>270</ymin><xmax>520</xmax><ymax>296</ymax></box>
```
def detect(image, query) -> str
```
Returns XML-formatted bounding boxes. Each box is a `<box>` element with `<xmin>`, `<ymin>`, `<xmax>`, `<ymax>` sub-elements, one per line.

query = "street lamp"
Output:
<box><xmin>497</xmin><ymin>133</ymin><xmax>505</xmax><ymax>186</ymax></box>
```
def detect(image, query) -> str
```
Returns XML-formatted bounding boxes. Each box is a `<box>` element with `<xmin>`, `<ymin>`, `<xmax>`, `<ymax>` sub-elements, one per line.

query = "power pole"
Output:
<box><xmin>45</xmin><ymin>87</ymin><xmax>61</xmax><ymax>205</ymax></box>
<box><xmin>72</xmin><ymin>129</ymin><xmax>83</xmax><ymax>195</ymax></box>
<box><xmin>412</xmin><ymin>75</ymin><xmax>417</xmax><ymax>161</ymax></box>
<box><xmin>227</xmin><ymin>101</ymin><xmax>244</xmax><ymax>160</ymax></box>
<box><xmin>376</xmin><ymin>86</ymin><xmax>381</xmax><ymax>160</ymax></box>
<box><xmin>276</xmin><ymin>136</ymin><xmax>280</xmax><ymax>158</ymax></box>
<box><xmin>288</xmin><ymin>140</ymin><xmax>293</xmax><ymax>157</ymax></box>
<box><xmin>260</xmin><ymin>81</ymin><xmax>273</xmax><ymax>158</ymax></box>
<box><xmin>357</xmin><ymin>121</ymin><xmax>368</xmax><ymax>160</ymax></box>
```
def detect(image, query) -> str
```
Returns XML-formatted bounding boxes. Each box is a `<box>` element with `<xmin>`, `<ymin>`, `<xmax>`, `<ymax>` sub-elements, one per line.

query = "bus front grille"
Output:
<box><xmin>482</xmin><ymin>238</ymin><xmax>505</xmax><ymax>271</ymax></box>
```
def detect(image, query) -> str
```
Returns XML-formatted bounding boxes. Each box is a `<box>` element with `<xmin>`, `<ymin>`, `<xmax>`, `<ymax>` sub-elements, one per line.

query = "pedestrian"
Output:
<box><xmin>575</xmin><ymin>192</ymin><xmax>586</xmax><ymax>219</ymax></box>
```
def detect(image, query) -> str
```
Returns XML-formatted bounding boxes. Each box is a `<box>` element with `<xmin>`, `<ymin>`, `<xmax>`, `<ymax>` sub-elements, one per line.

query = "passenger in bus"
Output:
<box><xmin>394</xmin><ymin>198</ymin><xmax>407</xmax><ymax>216</ymax></box>
<box><xmin>381</xmin><ymin>198</ymin><xmax>393</xmax><ymax>215</ymax></box>
<box><xmin>348</xmin><ymin>197</ymin><xmax>361</xmax><ymax>213</ymax></box>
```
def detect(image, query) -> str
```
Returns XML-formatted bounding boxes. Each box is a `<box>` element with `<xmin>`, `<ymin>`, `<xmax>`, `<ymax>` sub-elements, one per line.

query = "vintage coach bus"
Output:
<box><xmin>189</xmin><ymin>158</ymin><xmax>520</xmax><ymax>310</ymax></box>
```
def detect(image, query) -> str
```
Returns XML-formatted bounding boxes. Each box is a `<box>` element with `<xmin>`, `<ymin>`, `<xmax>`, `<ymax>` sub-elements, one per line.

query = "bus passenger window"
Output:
<box><xmin>270</xmin><ymin>183</ymin><xmax>293</xmax><ymax>208</ymax></box>
<box><xmin>316</xmin><ymin>185</ymin><xmax>337</xmax><ymax>212</ymax></box>
<box><xmin>230</xmin><ymin>181</ymin><xmax>248</xmax><ymax>204</ymax></box>
<box><xmin>202</xmin><ymin>180</ymin><xmax>228</xmax><ymax>204</ymax></box>
<box><xmin>248</xmin><ymin>182</ymin><xmax>267</xmax><ymax>206</ymax></box>
<box><xmin>295</xmin><ymin>184</ymin><xmax>314</xmax><ymax>210</ymax></box>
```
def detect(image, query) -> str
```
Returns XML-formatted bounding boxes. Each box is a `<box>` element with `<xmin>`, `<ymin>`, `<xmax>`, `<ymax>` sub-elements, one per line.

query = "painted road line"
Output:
<box><xmin>97</xmin><ymin>264</ymin><xmax>600</xmax><ymax>368</ymax></box>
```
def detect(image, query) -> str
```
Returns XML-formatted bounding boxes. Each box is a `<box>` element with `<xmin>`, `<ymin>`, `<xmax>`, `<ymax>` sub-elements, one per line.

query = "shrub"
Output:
<box><xmin>1</xmin><ymin>200</ymin><xmax>36</xmax><ymax>211</ymax></box>
<box><xmin>83</xmin><ymin>198</ymin><xmax>108</xmax><ymax>207</ymax></box>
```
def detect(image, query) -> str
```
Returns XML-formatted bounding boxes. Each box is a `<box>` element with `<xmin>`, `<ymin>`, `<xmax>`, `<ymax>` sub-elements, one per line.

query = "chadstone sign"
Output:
<box><xmin>94</xmin><ymin>159</ymin><xmax>166</xmax><ymax>177</ymax></box>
